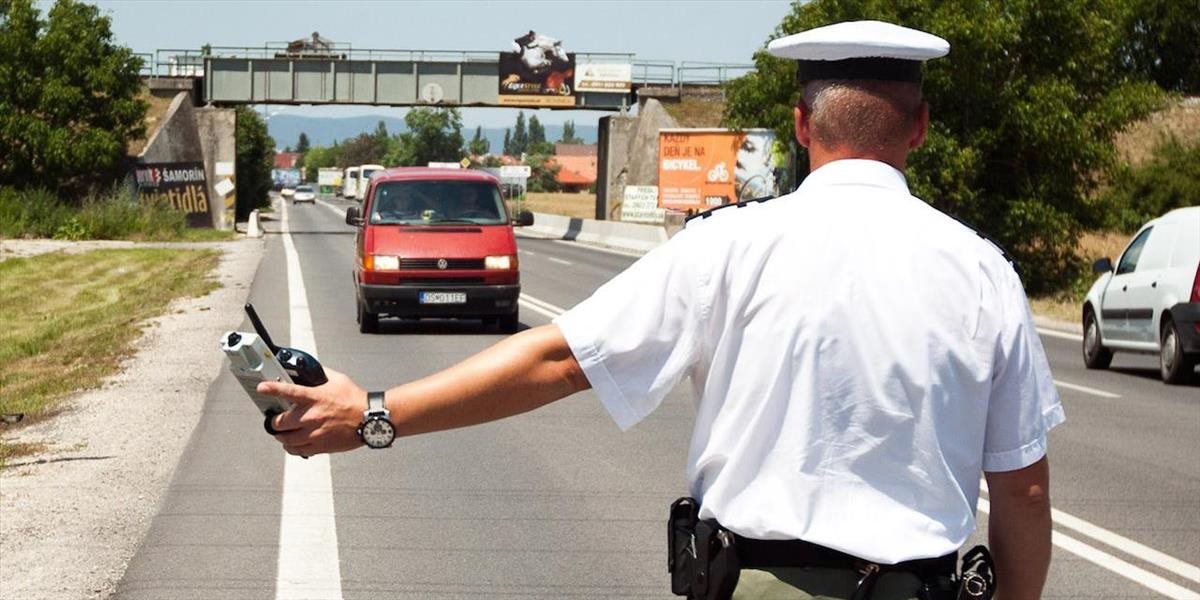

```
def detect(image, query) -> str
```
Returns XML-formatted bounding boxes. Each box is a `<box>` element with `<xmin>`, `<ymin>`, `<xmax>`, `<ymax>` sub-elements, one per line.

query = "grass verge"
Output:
<box><xmin>0</xmin><ymin>248</ymin><xmax>220</xmax><ymax>467</ymax></box>
<box><xmin>519</xmin><ymin>192</ymin><xmax>597</xmax><ymax>220</ymax></box>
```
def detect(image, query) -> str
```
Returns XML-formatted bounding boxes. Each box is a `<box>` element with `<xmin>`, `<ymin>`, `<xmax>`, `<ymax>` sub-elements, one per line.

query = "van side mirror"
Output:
<box><xmin>514</xmin><ymin>210</ymin><xmax>534</xmax><ymax>227</ymax></box>
<box><xmin>345</xmin><ymin>206</ymin><xmax>363</xmax><ymax>226</ymax></box>
<box><xmin>1092</xmin><ymin>257</ymin><xmax>1113</xmax><ymax>273</ymax></box>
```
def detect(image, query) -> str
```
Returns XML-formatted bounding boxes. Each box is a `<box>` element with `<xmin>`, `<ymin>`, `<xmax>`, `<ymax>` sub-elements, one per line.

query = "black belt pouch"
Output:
<box><xmin>668</xmin><ymin>497</ymin><xmax>741</xmax><ymax>600</ymax></box>
<box><xmin>668</xmin><ymin>497</ymin><xmax>699</xmax><ymax>595</ymax></box>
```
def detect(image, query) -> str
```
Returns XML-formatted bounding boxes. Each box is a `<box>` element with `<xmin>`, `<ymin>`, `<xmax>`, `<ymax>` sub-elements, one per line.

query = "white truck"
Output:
<box><xmin>317</xmin><ymin>168</ymin><xmax>342</xmax><ymax>195</ymax></box>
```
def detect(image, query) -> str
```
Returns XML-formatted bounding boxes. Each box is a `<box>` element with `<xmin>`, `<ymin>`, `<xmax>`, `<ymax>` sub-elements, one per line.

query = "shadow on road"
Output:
<box><xmin>371</xmin><ymin>317</ymin><xmax>530</xmax><ymax>336</ymax></box>
<box><xmin>1109</xmin><ymin>366</ymin><xmax>1200</xmax><ymax>387</ymax></box>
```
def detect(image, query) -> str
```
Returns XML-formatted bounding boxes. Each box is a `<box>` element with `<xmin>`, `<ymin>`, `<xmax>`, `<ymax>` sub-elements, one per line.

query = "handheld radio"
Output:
<box><xmin>221</xmin><ymin>303</ymin><xmax>328</xmax><ymax>435</ymax></box>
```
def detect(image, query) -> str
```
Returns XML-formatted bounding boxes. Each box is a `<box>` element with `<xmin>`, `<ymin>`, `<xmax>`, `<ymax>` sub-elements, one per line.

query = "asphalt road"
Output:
<box><xmin>115</xmin><ymin>196</ymin><xmax>1199</xmax><ymax>599</ymax></box>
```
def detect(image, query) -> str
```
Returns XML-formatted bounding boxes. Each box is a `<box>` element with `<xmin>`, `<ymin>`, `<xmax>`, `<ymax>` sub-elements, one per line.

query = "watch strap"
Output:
<box><xmin>367</xmin><ymin>391</ymin><xmax>386</xmax><ymax>413</ymax></box>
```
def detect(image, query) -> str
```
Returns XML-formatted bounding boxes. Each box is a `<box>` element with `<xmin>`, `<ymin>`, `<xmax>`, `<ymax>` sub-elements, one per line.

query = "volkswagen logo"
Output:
<box><xmin>436</xmin><ymin>259</ymin><xmax>448</xmax><ymax>270</ymax></box>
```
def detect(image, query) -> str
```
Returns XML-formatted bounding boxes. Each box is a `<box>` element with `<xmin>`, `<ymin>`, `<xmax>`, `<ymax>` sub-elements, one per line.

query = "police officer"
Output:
<box><xmin>261</xmin><ymin>20</ymin><xmax>1062</xmax><ymax>600</ymax></box>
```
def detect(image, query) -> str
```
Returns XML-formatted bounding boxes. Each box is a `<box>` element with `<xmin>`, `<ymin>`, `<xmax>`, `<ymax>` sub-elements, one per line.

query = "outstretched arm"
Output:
<box><xmin>259</xmin><ymin>324</ymin><xmax>590</xmax><ymax>456</ymax></box>
<box><xmin>985</xmin><ymin>457</ymin><xmax>1052</xmax><ymax>600</ymax></box>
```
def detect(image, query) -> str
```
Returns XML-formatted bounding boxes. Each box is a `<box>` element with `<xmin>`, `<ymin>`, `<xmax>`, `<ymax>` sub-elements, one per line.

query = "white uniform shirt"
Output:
<box><xmin>554</xmin><ymin>159</ymin><xmax>1064</xmax><ymax>564</ymax></box>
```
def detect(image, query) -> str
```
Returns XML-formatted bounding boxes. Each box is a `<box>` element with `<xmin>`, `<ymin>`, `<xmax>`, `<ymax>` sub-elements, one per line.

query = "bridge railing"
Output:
<box><xmin>631</xmin><ymin>60</ymin><xmax>677</xmax><ymax>86</ymax></box>
<box><xmin>141</xmin><ymin>47</ymin><xmax>754</xmax><ymax>87</ymax></box>
<box><xmin>677</xmin><ymin>61</ymin><xmax>755</xmax><ymax>86</ymax></box>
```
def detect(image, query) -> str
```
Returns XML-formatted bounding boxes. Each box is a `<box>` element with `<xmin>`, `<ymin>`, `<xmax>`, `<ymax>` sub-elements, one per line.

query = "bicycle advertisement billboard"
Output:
<box><xmin>657</xmin><ymin>129</ymin><xmax>778</xmax><ymax>211</ymax></box>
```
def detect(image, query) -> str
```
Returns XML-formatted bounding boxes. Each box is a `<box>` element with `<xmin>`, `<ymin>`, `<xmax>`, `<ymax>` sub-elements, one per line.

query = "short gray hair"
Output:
<box><xmin>801</xmin><ymin>80</ymin><xmax>923</xmax><ymax>153</ymax></box>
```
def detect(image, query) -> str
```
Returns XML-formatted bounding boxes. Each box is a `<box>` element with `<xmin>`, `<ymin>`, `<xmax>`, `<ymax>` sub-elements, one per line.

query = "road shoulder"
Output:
<box><xmin>0</xmin><ymin>237</ymin><xmax>265</xmax><ymax>600</ymax></box>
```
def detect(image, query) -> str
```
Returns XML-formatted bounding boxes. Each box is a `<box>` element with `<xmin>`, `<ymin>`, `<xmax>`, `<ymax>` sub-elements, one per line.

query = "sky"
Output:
<box><xmin>69</xmin><ymin>0</ymin><xmax>795</xmax><ymax>129</ymax></box>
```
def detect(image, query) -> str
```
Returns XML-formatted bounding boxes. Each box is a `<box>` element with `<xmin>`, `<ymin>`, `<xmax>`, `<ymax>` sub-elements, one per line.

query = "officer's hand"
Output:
<box><xmin>257</xmin><ymin>367</ymin><xmax>369</xmax><ymax>456</ymax></box>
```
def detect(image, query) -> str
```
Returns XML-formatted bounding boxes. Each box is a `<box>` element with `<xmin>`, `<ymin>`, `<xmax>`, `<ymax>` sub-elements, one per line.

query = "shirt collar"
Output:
<box><xmin>798</xmin><ymin>159</ymin><xmax>911</xmax><ymax>195</ymax></box>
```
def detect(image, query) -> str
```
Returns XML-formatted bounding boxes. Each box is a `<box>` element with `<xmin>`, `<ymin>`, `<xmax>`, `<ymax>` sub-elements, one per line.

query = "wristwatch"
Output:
<box><xmin>357</xmin><ymin>391</ymin><xmax>395</xmax><ymax>449</ymax></box>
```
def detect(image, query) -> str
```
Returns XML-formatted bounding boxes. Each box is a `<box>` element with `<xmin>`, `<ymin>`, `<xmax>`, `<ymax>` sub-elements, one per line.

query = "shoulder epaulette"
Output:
<box><xmin>684</xmin><ymin>196</ymin><xmax>776</xmax><ymax>226</ymax></box>
<box><xmin>937</xmin><ymin>209</ymin><xmax>1020</xmax><ymax>276</ymax></box>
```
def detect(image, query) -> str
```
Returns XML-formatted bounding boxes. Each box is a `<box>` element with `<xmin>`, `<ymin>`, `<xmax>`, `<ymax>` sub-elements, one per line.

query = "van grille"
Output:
<box><xmin>401</xmin><ymin>277</ymin><xmax>486</xmax><ymax>285</ymax></box>
<box><xmin>400</xmin><ymin>258</ymin><xmax>485</xmax><ymax>270</ymax></box>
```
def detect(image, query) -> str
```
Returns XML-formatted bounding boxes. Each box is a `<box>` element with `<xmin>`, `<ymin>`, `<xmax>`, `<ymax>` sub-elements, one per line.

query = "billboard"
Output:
<box><xmin>133</xmin><ymin>162</ymin><xmax>211</xmax><ymax>227</ymax></box>
<box><xmin>575</xmin><ymin>63</ymin><xmax>632</xmax><ymax>93</ymax></box>
<box><xmin>657</xmin><ymin>129</ymin><xmax>779</xmax><ymax>211</ymax></box>
<box><xmin>498</xmin><ymin>31</ymin><xmax>575</xmax><ymax>107</ymax></box>
<box><xmin>272</xmin><ymin>168</ymin><xmax>301</xmax><ymax>188</ymax></box>
<box><xmin>621</xmin><ymin>185</ymin><xmax>665</xmax><ymax>223</ymax></box>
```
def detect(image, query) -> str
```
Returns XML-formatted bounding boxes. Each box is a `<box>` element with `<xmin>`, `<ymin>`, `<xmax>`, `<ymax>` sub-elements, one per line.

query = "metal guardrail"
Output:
<box><xmin>141</xmin><ymin>47</ymin><xmax>752</xmax><ymax>87</ymax></box>
<box><xmin>677</xmin><ymin>61</ymin><xmax>755</xmax><ymax>85</ymax></box>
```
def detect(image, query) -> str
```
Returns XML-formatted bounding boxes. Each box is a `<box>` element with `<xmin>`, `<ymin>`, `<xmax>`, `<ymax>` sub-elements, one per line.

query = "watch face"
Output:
<box><xmin>361</xmin><ymin>417</ymin><xmax>395</xmax><ymax>448</ymax></box>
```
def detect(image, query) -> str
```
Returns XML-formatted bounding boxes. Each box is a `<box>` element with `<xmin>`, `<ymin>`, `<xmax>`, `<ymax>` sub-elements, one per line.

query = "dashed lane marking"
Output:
<box><xmin>1054</xmin><ymin>379</ymin><xmax>1121</xmax><ymax>398</ymax></box>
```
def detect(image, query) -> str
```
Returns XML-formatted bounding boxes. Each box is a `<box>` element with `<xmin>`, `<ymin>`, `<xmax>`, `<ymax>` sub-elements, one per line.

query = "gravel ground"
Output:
<box><xmin>0</xmin><ymin>236</ymin><xmax>265</xmax><ymax>600</ymax></box>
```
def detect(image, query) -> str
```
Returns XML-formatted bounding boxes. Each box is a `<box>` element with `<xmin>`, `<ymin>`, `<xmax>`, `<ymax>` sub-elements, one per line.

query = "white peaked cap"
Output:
<box><xmin>768</xmin><ymin>20</ymin><xmax>949</xmax><ymax>61</ymax></box>
<box><xmin>767</xmin><ymin>20</ymin><xmax>949</xmax><ymax>82</ymax></box>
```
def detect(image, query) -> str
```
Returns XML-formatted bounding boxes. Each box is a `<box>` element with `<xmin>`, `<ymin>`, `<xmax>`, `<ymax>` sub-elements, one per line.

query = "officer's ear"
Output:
<box><xmin>794</xmin><ymin>100</ymin><xmax>812</xmax><ymax>149</ymax></box>
<box><xmin>907</xmin><ymin>101</ymin><xmax>929</xmax><ymax>150</ymax></box>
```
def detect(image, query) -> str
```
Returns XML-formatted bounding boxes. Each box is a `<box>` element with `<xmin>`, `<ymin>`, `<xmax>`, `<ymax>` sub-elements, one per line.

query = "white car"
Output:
<box><xmin>1082</xmin><ymin>206</ymin><xmax>1200</xmax><ymax>384</ymax></box>
<box><xmin>292</xmin><ymin>185</ymin><xmax>316</xmax><ymax>204</ymax></box>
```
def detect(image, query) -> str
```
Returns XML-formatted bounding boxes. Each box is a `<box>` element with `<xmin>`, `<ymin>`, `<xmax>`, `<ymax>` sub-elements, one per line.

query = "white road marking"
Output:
<box><xmin>547</xmin><ymin>256</ymin><xmax>572</xmax><ymax>266</ymax></box>
<box><xmin>1049</xmin><ymin>507</ymin><xmax>1200</xmax><ymax>584</ymax></box>
<box><xmin>1054</xmin><ymin>379</ymin><xmax>1121</xmax><ymax>398</ymax></box>
<box><xmin>519</xmin><ymin>294</ymin><xmax>568</xmax><ymax>320</ymax></box>
<box><xmin>977</xmin><ymin>498</ymin><xmax>1198</xmax><ymax>599</ymax></box>
<box><xmin>317</xmin><ymin>196</ymin><xmax>349</xmax><ymax>220</ymax></box>
<box><xmin>1037</xmin><ymin>327</ymin><xmax>1084</xmax><ymax>341</ymax></box>
<box><xmin>277</xmin><ymin>202</ymin><xmax>343</xmax><ymax>600</ymax></box>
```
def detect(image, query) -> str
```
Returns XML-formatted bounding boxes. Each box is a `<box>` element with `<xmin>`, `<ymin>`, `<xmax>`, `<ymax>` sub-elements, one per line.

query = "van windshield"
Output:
<box><xmin>369</xmin><ymin>180</ymin><xmax>507</xmax><ymax>226</ymax></box>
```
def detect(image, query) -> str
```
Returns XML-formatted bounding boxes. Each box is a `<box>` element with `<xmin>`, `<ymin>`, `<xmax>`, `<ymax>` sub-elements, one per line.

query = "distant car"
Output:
<box><xmin>280</xmin><ymin>187</ymin><xmax>296</xmax><ymax>199</ymax></box>
<box><xmin>1082</xmin><ymin>207</ymin><xmax>1200</xmax><ymax>383</ymax></box>
<box><xmin>292</xmin><ymin>185</ymin><xmax>316</xmax><ymax>204</ymax></box>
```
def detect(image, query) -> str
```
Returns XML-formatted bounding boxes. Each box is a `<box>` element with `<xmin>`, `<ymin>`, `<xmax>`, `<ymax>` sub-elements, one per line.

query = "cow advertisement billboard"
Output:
<box><xmin>498</xmin><ymin>31</ymin><xmax>575</xmax><ymax>107</ymax></box>
<box><xmin>657</xmin><ymin>129</ymin><xmax>779</xmax><ymax>211</ymax></box>
<box><xmin>133</xmin><ymin>162</ymin><xmax>211</xmax><ymax>227</ymax></box>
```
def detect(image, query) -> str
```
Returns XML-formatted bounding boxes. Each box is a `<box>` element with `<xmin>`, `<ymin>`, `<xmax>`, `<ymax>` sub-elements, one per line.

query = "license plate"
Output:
<box><xmin>419</xmin><ymin>291</ymin><xmax>466</xmax><ymax>304</ymax></box>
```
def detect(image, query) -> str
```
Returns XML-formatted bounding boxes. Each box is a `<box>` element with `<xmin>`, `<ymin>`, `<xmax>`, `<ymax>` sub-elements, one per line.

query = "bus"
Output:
<box><xmin>341</xmin><ymin>166</ymin><xmax>360</xmax><ymax>198</ymax></box>
<box><xmin>357</xmin><ymin>164</ymin><xmax>385</xmax><ymax>200</ymax></box>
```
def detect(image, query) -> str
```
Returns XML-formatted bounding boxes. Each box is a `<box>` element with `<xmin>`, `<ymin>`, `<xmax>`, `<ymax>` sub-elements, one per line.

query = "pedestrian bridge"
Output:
<box><xmin>139</xmin><ymin>46</ymin><xmax>753</xmax><ymax>109</ymax></box>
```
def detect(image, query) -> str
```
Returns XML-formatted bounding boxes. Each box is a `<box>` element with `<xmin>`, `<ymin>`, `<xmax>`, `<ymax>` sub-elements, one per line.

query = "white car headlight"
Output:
<box><xmin>484</xmin><ymin>255</ymin><xmax>513</xmax><ymax>270</ymax></box>
<box><xmin>370</xmin><ymin>255</ymin><xmax>400</xmax><ymax>271</ymax></box>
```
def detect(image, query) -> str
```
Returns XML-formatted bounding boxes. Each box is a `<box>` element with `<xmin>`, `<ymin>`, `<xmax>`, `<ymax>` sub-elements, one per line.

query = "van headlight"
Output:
<box><xmin>484</xmin><ymin>255</ymin><xmax>514</xmax><ymax>270</ymax></box>
<box><xmin>366</xmin><ymin>255</ymin><xmax>400</xmax><ymax>271</ymax></box>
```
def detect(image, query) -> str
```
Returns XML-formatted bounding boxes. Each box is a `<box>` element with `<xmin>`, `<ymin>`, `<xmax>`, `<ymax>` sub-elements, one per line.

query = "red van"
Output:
<box><xmin>344</xmin><ymin>167</ymin><xmax>533</xmax><ymax>333</ymax></box>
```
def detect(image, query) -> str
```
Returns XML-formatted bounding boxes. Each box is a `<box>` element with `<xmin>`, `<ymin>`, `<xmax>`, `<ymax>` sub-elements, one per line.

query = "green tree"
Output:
<box><xmin>559</xmin><ymin>120</ymin><xmax>584</xmax><ymax>144</ymax></box>
<box><xmin>0</xmin><ymin>0</ymin><xmax>146</xmax><ymax>197</ymax></box>
<box><xmin>1121</xmin><ymin>0</ymin><xmax>1200</xmax><ymax>93</ymax></box>
<box><xmin>1101</xmin><ymin>136</ymin><xmax>1200</xmax><ymax>232</ymax></box>
<box><xmin>503</xmin><ymin>129</ymin><xmax>512</xmax><ymax>155</ymax></box>
<box><xmin>296</xmin><ymin>132</ymin><xmax>311</xmax><ymax>154</ymax></box>
<box><xmin>723</xmin><ymin>0</ymin><xmax>1168</xmax><ymax>293</ymax></box>
<box><xmin>527</xmin><ymin>115</ymin><xmax>554</xmax><ymax>155</ymax></box>
<box><xmin>468</xmin><ymin>125</ymin><xmax>490</xmax><ymax>156</ymax></box>
<box><xmin>525</xmin><ymin>152</ymin><xmax>561</xmax><ymax>193</ymax></box>
<box><xmin>510</xmin><ymin>111</ymin><xmax>529</xmax><ymax>156</ymax></box>
<box><xmin>340</xmin><ymin>132</ymin><xmax>388</xmax><ymax>167</ymax></box>
<box><xmin>384</xmin><ymin>107</ymin><xmax>465</xmax><ymax>167</ymax></box>
<box><xmin>234</xmin><ymin>106</ymin><xmax>274</xmax><ymax>219</ymax></box>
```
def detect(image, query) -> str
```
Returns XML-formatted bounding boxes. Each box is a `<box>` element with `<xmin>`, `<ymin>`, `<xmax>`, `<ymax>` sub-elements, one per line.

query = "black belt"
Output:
<box><xmin>733</xmin><ymin>534</ymin><xmax>957</xmax><ymax>581</ymax></box>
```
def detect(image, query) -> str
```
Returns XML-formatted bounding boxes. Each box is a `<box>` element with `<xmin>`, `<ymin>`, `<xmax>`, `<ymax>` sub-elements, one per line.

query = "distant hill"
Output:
<box><xmin>268</xmin><ymin>115</ymin><xmax>598</xmax><ymax>154</ymax></box>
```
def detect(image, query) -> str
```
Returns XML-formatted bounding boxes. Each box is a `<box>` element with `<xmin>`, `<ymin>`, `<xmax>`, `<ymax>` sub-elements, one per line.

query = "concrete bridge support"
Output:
<box><xmin>139</xmin><ymin>78</ymin><xmax>236</xmax><ymax>230</ymax></box>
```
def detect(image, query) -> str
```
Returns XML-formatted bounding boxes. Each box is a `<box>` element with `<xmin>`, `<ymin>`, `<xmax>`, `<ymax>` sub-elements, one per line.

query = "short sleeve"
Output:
<box><xmin>553</xmin><ymin>229</ymin><xmax>709</xmax><ymax>430</ymax></box>
<box><xmin>983</xmin><ymin>268</ymin><xmax>1066</xmax><ymax>472</ymax></box>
